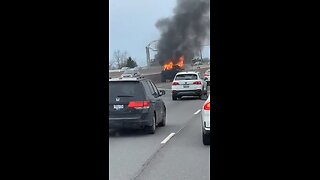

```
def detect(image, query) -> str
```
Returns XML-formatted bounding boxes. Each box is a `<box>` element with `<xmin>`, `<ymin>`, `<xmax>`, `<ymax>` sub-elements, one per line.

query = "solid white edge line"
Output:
<box><xmin>194</xmin><ymin>109</ymin><xmax>201</xmax><ymax>115</ymax></box>
<box><xmin>161</xmin><ymin>133</ymin><xmax>175</xmax><ymax>144</ymax></box>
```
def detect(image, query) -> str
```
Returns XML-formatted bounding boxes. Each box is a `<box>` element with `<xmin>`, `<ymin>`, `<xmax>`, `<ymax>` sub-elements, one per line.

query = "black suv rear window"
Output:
<box><xmin>175</xmin><ymin>74</ymin><xmax>198</xmax><ymax>80</ymax></box>
<box><xmin>109</xmin><ymin>81</ymin><xmax>145</xmax><ymax>101</ymax></box>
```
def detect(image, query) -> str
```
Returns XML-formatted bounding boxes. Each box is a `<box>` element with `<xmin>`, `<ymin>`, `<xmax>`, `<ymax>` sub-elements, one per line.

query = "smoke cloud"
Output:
<box><xmin>155</xmin><ymin>0</ymin><xmax>210</xmax><ymax>65</ymax></box>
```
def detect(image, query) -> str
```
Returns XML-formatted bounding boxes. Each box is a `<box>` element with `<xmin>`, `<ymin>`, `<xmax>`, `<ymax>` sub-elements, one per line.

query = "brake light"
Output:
<box><xmin>203</xmin><ymin>101</ymin><xmax>210</xmax><ymax>110</ymax></box>
<box><xmin>193</xmin><ymin>81</ymin><xmax>202</xmax><ymax>85</ymax></box>
<box><xmin>204</xmin><ymin>73</ymin><xmax>208</xmax><ymax>76</ymax></box>
<box><xmin>172</xmin><ymin>82</ymin><xmax>180</xmax><ymax>85</ymax></box>
<box><xmin>128</xmin><ymin>101</ymin><xmax>150</xmax><ymax>109</ymax></box>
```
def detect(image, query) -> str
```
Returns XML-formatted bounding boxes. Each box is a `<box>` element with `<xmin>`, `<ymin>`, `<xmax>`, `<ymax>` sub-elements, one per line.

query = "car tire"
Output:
<box><xmin>200</xmin><ymin>87</ymin><xmax>208</xmax><ymax>100</ymax></box>
<box><xmin>172</xmin><ymin>95</ymin><xmax>177</xmax><ymax>100</ymax></box>
<box><xmin>158</xmin><ymin>109</ymin><xmax>166</xmax><ymax>127</ymax></box>
<box><xmin>202</xmin><ymin>130</ymin><xmax>210</xmax><ymax>145</ymax></box>
<box><xmin>199</xmin><ymin>91</ymin><xmax>203</xmax><ymax>99</ymax></box>
<box><xmin>146</xmin><ymin>114</ymin><xmax>156</xmax><ymax>134</ymax></box>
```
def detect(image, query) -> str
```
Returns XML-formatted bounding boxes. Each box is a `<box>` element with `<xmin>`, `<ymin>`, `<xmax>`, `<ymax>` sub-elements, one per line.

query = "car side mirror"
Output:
<box><xmin>159</xmin><ymin>90</ymin><xmax>166</xmax><ymax>96</ymax></box>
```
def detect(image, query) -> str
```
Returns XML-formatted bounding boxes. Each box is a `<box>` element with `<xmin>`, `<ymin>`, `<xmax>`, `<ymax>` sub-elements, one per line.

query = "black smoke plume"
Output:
<box><xmin>155</xmin><ymin>0</ymin><xmax>210</xmax><ymax>65</ymax></box>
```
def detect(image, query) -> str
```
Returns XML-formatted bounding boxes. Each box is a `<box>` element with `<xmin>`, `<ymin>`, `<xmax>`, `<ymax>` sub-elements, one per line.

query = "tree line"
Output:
<box><xmin>109</xmin><ymin>50</ymin><xmax>138</xmax><ymax>70</ymax></box>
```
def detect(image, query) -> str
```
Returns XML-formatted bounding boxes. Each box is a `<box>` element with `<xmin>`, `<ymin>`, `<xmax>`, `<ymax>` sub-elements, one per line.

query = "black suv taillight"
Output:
<box><xmin>128</xmin><ymin>101</ymin><xmax>150</xmax><ymax>109</ymax></box>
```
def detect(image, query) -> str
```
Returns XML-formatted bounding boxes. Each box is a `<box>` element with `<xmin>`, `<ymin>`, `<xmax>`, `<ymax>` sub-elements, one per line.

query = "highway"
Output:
<box><xmin>108</xmin><ymin>64</ymin><xmax>210</xmax><ymax>80</ymax></box>
<box><xmin>109</xmin><ymin>81</ymin><xmax>210</xmax><ymax>180</ymax></box>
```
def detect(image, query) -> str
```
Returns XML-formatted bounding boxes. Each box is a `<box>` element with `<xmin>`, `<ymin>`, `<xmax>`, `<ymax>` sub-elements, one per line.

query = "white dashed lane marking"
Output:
<box><xmin>194</xmin><ymin>109</ymin><xmax>201</xmax><ymax>115</ymax></box>
<box><xmin>160</xmin><ymin>133</ymin><xmax>175</xmax><ymax>144</ymax></box>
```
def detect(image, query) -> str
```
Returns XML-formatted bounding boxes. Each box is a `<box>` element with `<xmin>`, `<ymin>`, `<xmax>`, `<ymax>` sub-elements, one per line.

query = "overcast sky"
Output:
<box><xmin>109</xmin><ymin>0</ymin><xmax>210</xmax><ymax>67</ymax></box>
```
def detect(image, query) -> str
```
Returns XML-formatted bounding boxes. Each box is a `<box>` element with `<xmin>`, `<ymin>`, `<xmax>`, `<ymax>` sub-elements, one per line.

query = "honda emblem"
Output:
<box><xmin>116</xmin><ymin>97</ymin><xmax>120</xmax><ymax>101</ymax></box>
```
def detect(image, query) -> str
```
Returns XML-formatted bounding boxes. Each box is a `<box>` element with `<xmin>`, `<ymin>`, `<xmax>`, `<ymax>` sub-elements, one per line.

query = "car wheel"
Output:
<box><xmin>202</xmin><ymin>130</ymin><xmax>210</xmax><ymax>145</ymax></box>
<box><xmin>199</xmin><ymin>91</ymin><xmax>203</xmax><ymax>99</ymax></box>
<box><xmin>158</xmin><ymin>109</ymin><xmax>166</xmax><ymax>127</ymax></box>
<box><xmin>146</xmin><ymin>114</ymin><xmax>156</xmax><ymax>134</ymax></box>
<box><xmin>200</xmin><ymin>87</ymin><xmax>208</xmax><ymax>100</ymax></box>
<box><xmin>172</xmin><ymin>95</ymin><xmax>177</xmax><ymax>100</ymax></box>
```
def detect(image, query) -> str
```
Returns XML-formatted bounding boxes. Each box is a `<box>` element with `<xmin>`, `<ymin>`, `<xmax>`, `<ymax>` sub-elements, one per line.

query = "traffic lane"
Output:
<box><xmin>135</xmin><ymin>109</ymin><xmax>210</xmax><ymax>180</ymax></box>
<box><xmin>156</xmin><ymin>81</ymin><xmax>210</xmax><ymax>100</ymax></box>
<box><xmin>109</xmin><ymin>93</ymin><xmax>206</xmax><ymax>180</ymax></box>
<box><xmin>141</xmin><ymin>67</ymin><xmax>210</xmax><ymax>84</ymax></box>
<box><xmin>155</xmin><ymin>79</ymin><xmax>211</xmax><ymax>90</ymax></box>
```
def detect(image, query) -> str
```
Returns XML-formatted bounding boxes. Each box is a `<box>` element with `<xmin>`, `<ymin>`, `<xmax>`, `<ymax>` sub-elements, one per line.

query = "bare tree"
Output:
<box><xmin>109</xmin><ymin>60</ymin><xmax>116</xmax><ymax>70</ymax></box>
<box><xmin>112</xmin><ymin>50</ymin><xmax>128</xmax><ymax>69</ymax></box>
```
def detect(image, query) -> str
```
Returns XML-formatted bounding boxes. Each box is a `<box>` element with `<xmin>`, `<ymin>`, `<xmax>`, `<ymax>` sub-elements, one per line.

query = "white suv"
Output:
<box><xmin>171</xmin><ymin>71</ymin><xmax>208</xmax><ymax>100</ymax></box>
<box><xmin>201</xmin><ymin>95</ymin><xmax>210</xmax><ymax>145</ymax></box>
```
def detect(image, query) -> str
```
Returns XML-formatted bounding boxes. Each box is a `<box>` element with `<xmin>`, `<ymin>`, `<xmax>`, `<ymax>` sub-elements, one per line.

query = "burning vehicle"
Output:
<box><xmin>153</xmin><ymin>0</ymin><xmax>210</xmax><ymax>83</ymax></box>
<box><xmin>161</xmin><ymin>55</ymin><xmax>185</xmax><ymax>82</ymax></box>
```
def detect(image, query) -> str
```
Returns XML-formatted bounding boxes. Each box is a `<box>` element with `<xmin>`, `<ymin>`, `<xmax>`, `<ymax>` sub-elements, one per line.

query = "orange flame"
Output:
<box><xmin>176</xmin><ymin>55</ymin><xmax>185</xmax><ymax>69</ymax></box>
<box><xmin>163</xmin><ymin>60</ymin><xmax>174</xmax><ymax>70</ymax></box>
<box><xmin>163</xmin><ymin>56</ymin><xmax>185</xmax><ymax>70</ymax></box>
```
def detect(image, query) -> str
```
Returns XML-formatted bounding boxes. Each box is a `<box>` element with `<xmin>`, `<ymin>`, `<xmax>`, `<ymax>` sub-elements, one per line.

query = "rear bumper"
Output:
<box><xmin>109</xmin><ymin>113</ymin><xmax>152</xmax><ymax>129</ymax></box>
<box><xmin>172</xmin><ymin>89</ymin><xmax>203</xmax><ymax>96</ymax></box>
<box><xmin>203</xmin><ymin>127</ymin><xmax>210</xmax><ymax>135</ymax></box>
<box><xmin>202</xmin><ymin>122</ymin><xmax>210</xmax><ymax>134</ymax></box>
<box><xmin>202</xmin><ymin>111</ymin><xmax>210</xmax><ymax>134</ymax></box>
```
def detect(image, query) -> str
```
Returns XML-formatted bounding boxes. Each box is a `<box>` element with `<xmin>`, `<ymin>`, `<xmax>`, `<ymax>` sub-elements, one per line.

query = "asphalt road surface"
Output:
<box><xmin>109</xmin><ymin>82</ymin><xmax>210</xmax><ymax>180</ymax></box>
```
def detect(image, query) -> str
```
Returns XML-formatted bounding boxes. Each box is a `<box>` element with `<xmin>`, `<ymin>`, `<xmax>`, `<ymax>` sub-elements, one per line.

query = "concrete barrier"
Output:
<box><xmin>142</xmin><ymin>66</ymin><xmax>209</xmax><ymax>83</ymax></box>
<box><xmin>109</xmin><ymin>65</ymin><xmax>210</xmax><ymax>83</ymax></box>
<box><xmin>109</xmin><ymin>66</ymin><xmax>163</xmax><ymax>78</ymax></box>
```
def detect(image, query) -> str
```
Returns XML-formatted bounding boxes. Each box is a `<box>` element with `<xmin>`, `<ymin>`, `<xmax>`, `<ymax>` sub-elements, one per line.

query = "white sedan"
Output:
<box><xmin>201</xmin><ymin>94</ymin><xmax>210</xmax><ymax>145</ymax></box>
<box><xmin>120</xmin><ymin>69</ymin><xmax>141</xmax><ymax>78</ymax></box>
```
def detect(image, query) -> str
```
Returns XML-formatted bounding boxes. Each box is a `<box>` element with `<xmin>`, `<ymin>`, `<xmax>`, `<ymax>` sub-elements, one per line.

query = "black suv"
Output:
<box><xmin>109</xmin><ymin>77</ymin><xmax>166</xmax><ymax>134</ymax></box>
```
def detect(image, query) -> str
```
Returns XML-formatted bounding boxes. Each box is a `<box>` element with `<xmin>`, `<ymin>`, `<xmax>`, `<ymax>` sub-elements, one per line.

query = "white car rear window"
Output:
<box><xmin>175</xmin><ymin>74</ymin><xmax>198</xmax><ymax>80</ymax></box>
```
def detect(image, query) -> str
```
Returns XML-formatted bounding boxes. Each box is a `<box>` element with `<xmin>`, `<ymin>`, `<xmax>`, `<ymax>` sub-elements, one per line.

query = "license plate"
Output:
<box><xmin>113</xmin><ymin>105</ymin><xmax>124</xmax><ymax>110</ymax></box>
<box><xmin>183</xmin><ymin>85</ymin><xmax>189</xmax><ymax>88</ymax></box>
